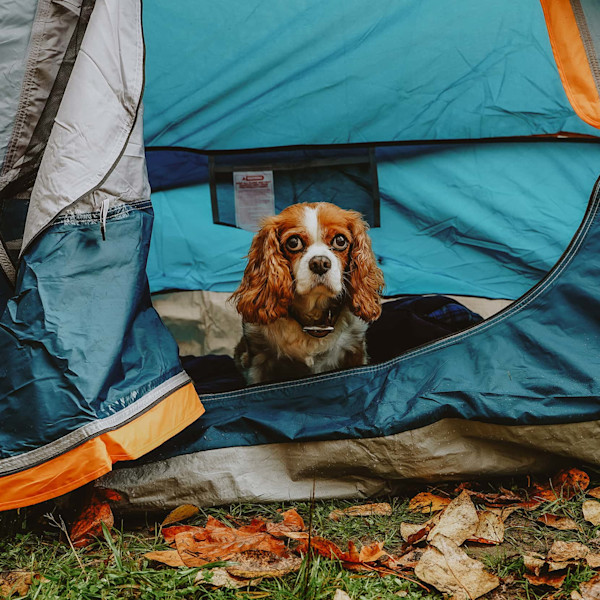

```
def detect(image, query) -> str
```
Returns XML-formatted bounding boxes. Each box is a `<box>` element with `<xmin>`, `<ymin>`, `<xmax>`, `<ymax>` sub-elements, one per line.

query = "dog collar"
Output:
<box><xmin>289</xmin><ymin>301</ymin><xmax>344</xmax><ymax>338</ymax></box>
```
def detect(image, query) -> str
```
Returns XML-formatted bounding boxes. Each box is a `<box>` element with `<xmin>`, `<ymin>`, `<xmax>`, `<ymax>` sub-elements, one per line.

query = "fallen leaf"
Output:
<box><xmin>414</xmin><ymin>535</ymin><xmax>499</xmax><ymax>599</ymax></box>
<box><xmin>143</xmin><ymin>550</ymin><xmax>186</xmax><ymax>567</ymax></box>
<box><xmin>69</xmin><ymin>490</ymin><xmax>115</xmax><ymax>548</ymax></box>
<box><xmin>576</xmin><ymin>574</ymin><xmax>600</xmax><ymax>599</ymax></box>
<box><xmin>329</xmin><ymin>503</ymin><xmax>392</xmax><ymax>521</ymax></box>
<box><xmin>537</xmin><ymin>514</ymin><xmax>580</xmax><ymax>531</ymax></box>
<box><xmin>408</xmin><ymin>492</ymin><xmax>451</xmax><ymax>513</ymax></box>
<box><xmin>0</xmin><ymin>571</ymin><xmax>36</xmax><ymax>597</ymax></box>
<box><xmin>587</xmin><ymin>554</ymin><xmax>600</xmax><ymax>569</ymax></box>
<box><xmin>333</xmin><ymin>590</ymin><xmax>352</xmax><ymax>600</ymax></box>
<box><xmin>390</xmin><ymin>548</ymin><xmax>424</xmax><ymax>570</ymax></box>
<box><xmin>194</xmin><ymin>567</ymin><xmax>261</xmax><ymax>589</ymax></box>
<box><xmin>296</xmin><ymin>536</ymin><xmax>344</xmax><ymax>560</ymax></box>
<box><xmin>523</xmin><ymin>553</ymin><xmax>547</xmax><ymax>575</ymax></box>
<box><xmin>163</xmin><ymin>525</ymin><xmax>206</xmax><ymax>545</ymax></box>
<box><xmin>356</xmin><ymin>541</ymin><xmax>387</xmax><ymax>564</ymax></box>
<box><xmin>467</xmin><ymin>510</ymin><xmax>504</xmax><ymax>545</ymax></box>
<box><xmin>266</xmin><ymin>509</ymin><xmax>305</xmax><ymax>537</ymax></box>
<box><xmin>161</xmin><ymin>504</ymin><xmax>200</xmax><ymax>526</ymax></box>
<box><xmin>584</xmin><ymin>501</ymin><xmax>600</xmax><ymax>526</ymax></box>
<box><xmin>553</xmin><ymin>468</ymin><xmax>590</xmax><ymax>497</ymax></box>
<box><xmin>427</xmin><ymin>490</ymin><xmax>479</xmax><ymax>545</ymax></box>
<box><xmin>486</xmin><ymin>506</ymin><xmax>520</xmax><ymax>521</ymax></box>
<box><xmin>548</xmin><ymin>540</ymin><xmax>590</xmax><ymax>563</ymax></box>
<box><xmin>529</xmin><ymin>468</ymin><xmax>590</xmax><ymax>504</ymax></box>
<box><xmin>588</xmin><ymin>488</ymin><xmax>600</xmax><ymax>500</ymax></box>
<box><xmin>400</xmin><ymin>522</ymin><xmax>429</xmax><ymax>542</ymax></box>
<box><xmin>226</xmin><ymin>550</ymin><xmax>302</xmax><ymax>578</ymax></box>
<box><xmin>524</xmin><ymin>571</ymin><xmax>568</xmax><ymax>589</ymax></box>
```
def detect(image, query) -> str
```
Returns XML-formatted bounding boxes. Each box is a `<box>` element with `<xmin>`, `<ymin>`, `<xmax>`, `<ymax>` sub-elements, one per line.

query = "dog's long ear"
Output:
<box><xmin>230</xmin><ymin>217</ymin><xmax>294</xmax><ymax>324</ymax></box>
<box><xmin>347</xmin><ymin>213</ymin><xmax>384</xmax><ymax>322</ymax></box>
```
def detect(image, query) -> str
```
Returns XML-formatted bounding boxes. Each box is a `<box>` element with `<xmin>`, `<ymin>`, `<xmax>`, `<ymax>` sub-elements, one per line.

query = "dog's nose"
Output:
<box><xmin>309</xmin><ymin>255</ymin><xmax>331</xmax><ymax>275</ymax></box>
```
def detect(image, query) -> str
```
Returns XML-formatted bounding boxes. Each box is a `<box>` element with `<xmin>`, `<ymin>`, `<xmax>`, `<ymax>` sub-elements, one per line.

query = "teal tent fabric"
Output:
<box><xmin>146</xmin><ymin>141</ymin><xmax>596</xmax><ymax>299</ymax></box>
<box><xmin>142</xmin><ymin>0</ymin><xmax>597</xmax><ymax>150</ymax></box>
<box><xmin>134</xmin><ymin>177</ymin><xmax>600</xmax><ymax>464</ymax></box>
<box><xmin>0</xmin><ymin>204</ymin><xmax>184</xmax><ymax>468</ymax></box>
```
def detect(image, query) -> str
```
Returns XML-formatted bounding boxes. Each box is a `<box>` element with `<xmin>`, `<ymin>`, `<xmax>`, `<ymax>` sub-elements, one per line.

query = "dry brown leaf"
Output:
<box><xmin>390</xmin><ymin>548</ymin><xmax>425</xmax><ymax>570</ymax></box>
<box><xmin>333</xmin><ymin>590</ymin><xmax>352</xmax><ymax>600</ymax></box>
<box><xmin>226</xmin><ymin>550</ymin><xmax>302</xmax><ymax>578</ymax></box>
<box><xmin>427</xmin><ymin>490</ymin><xmax>479</xmax><ymax>545</ymax></box>
<box><xmin>0</xmin><ymin>571</ymin><xmax>36</xmax><ymax>597</ymax></box>
<box><xmin>194</xmin><ymin>567</ymin><xmax>262</xmax><ymax>589</ymax></box>
<box><xmin>576</xmin><ymin>574</ymin><xmax>600</xmax><ymax>599</ymax></box>
<box><xmin>588</xmin><ymin>488</ymin><xmax>600</xmax><ymax>500</ymax></box>
<box><xmin>161</xmin><ymin>504</ymin><xmax>200</xmax><ymax>527</ymax></box>
<box><xmin>408</xmin><ymin>492</ymin><xmax>451</xmax><ymax>513</ymax></box>
<box><xmin>486</xmin><ymin>506</ymin><xmax>520</xmax><ymax>521</ymax></box>
<box><xmin>69</xmin><ymin>490</ymin><xmax>115</xmax><ymax>548</ymax></box>
<box><xmin>548</xmin><ymin>540</ymin><xmax>590</xmax><ymax>563</ymax></box>
<box><xmin>414</xmin><ymin>534</ymin><xmax>499</xmax><ymax>599</ymax></box>
<box><xmin>523</xmin><ymin>553</ymin><xmax>547</xmax><ymax>575</ymax></box>
<box><xmin>467</xmin><ymin>510</ymin><xmax>504</xmax><ymax>545</ymax></box>
<box><xmin>587</xmin><ymin>554</ymin><xmax>600</xmax><ymax>569</ymax></box>
<box><xmin>143</xmin><ymin>550</ymin><xmax>186</xmax><ymax>567</ymax></box>
<box><xmin>584</xmin><ymin>501</ymin><xmax>600</xmax><ymax>526</ymax></box>
<box><xmin>329</xmin><ymin>503</ymin><xmax>392</xmax><ymax>521</ymax></box>
<box><xmin>400</xmin><ymin>522</ymin><xmax>428</xmax><ymax>542</ymax></box>
<box><xmin>538</xmin><ymin>514</ymin><xmax>580</xmax><ymax>531</ymax></box>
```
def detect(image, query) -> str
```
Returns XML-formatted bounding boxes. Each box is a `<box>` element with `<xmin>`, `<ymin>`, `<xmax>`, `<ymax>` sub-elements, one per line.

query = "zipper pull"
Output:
<box><xmin>100</xmin><ymin>198</ymin><xmax>109</xmax><ymax>241</ymax></box>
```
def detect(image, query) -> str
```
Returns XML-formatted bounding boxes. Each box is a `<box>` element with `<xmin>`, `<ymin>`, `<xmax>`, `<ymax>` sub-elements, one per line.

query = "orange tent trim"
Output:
<box><xmin>0</xmin><ymin>382</ymin><xmax>204</xmax><ymax>511</ymax></box>
<box><xmin>540</xmin><ymin>0</ymin><xmax>600</xmax><ymax>129</ymax></box>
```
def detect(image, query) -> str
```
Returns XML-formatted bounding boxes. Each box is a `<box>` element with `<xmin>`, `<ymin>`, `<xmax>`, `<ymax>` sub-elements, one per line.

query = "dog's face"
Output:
<box><xmin>232</xmin><ymin>202</ymin><xmax>384</xmax><ymax>325</ymax></box>
<box><xmin>280</xmin><ymin>203</ymin><xmax>351</xmax><ymax>297</ymax></box>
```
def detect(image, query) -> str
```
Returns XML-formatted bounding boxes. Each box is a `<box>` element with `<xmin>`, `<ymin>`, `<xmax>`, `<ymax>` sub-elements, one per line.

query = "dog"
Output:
<box><xmin>231</xmin><ymin>202</ymin><xmax>384</xmax><ymax>384</ymax></box>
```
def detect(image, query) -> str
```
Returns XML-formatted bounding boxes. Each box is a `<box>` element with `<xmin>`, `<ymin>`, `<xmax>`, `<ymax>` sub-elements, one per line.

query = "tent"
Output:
<box><xmin>1</xmin><ymin>0</ymin><xmax>600</xmax><ymax>512</ymax></box>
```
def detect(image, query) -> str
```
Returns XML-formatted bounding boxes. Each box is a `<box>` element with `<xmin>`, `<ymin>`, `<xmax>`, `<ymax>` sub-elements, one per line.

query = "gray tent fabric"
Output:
<box><xmin>22</xmin><ymin>0</ymin><xmax>145</xmax><ymax>253</ymax></box>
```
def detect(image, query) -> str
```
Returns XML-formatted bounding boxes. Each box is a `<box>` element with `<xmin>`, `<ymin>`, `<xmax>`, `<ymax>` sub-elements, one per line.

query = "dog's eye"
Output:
<box><xmin>331</xmin><ymin>234</ymin><xmax>348</xmax><ymax>250</ymax></box>
<box><xmin>285</xmin><ymin>235</ymin><xmax>304</xmax><ymax>252</ymax></box>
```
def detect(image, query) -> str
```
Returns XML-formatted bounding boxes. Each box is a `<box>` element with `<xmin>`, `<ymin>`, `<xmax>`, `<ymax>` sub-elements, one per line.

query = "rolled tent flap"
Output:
<box><xmin>0</xmin><ymin>0</ymin><xmax>204</xmax><ymax>511</ymax></box>
<box><xmin>540</xmin><ymin>0</ymin><xmax>600</xmax><ymax>129</ymax></box>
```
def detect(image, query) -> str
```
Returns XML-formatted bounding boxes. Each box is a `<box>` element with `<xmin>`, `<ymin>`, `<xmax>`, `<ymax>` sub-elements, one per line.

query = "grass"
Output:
<box><xmin>1</xmin><ymin>473</ymin><xmax>600</xmax><ymax>599</ymax></box>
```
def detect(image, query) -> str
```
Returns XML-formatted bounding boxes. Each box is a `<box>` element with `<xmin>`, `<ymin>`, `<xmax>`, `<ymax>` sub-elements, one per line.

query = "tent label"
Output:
<box><xmin>233</xmin><ymin>170</ymin><xmax>275</xmax><ymax>231</ymax></box>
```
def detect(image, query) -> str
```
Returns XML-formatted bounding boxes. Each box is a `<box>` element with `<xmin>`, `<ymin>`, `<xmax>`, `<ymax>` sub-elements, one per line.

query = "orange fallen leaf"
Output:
<box><xmin>161</xmin><ymin>504</ymin><xmax>200</xmax><ymax>527</ymax></box>
<box><xmin>143</xmin><ymin>550</ymin><xmax>186</xmax><ymax>567</ymax></box>
<box><xmin>329</xmin><ymin>503</ymin><xmax>392</xmax><ymax>521</ymax></box>
<box><xmin>296</xmin><ymin>536</ymin><xmax>344</xmax><ymax>560</ymax></box>
<box><xmin>408</xmin><ymin>492</ymin><xmax>451</xmax><ymax>513</ymax></box>
<box><xmin>69</xmin><ymin>490</ymin><xmax>115</xmax><ymax>548</ymax></box>
<box><xmin>173</xmin><ymin>518</ymin><xmax>288</xmax><ymax>567</ymax></box>
<box><xmin>163</xmin><ymin>525</ymin><xmax>206</xmax><ymax>545</ymax></box>
<box><xmin>524</xmin><ymin>571</ymin><xmax>567</xmax><ymax>589</ymax></box>
<box><xmin>537</xmin><ymin>514</ymin><xmax>580</xmax><ymax>531</ymax></box>
<box><xmin>266</xmin><ymin>509</ymin><xmax>305</xmax><ymax>538</ymax></box>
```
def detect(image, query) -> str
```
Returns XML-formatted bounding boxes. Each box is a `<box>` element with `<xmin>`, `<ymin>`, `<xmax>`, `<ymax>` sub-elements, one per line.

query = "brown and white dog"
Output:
<box><xmin>231</xmin><ymin>202</ymin><xmax>384</xmax><ymax>384</ymax></box>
